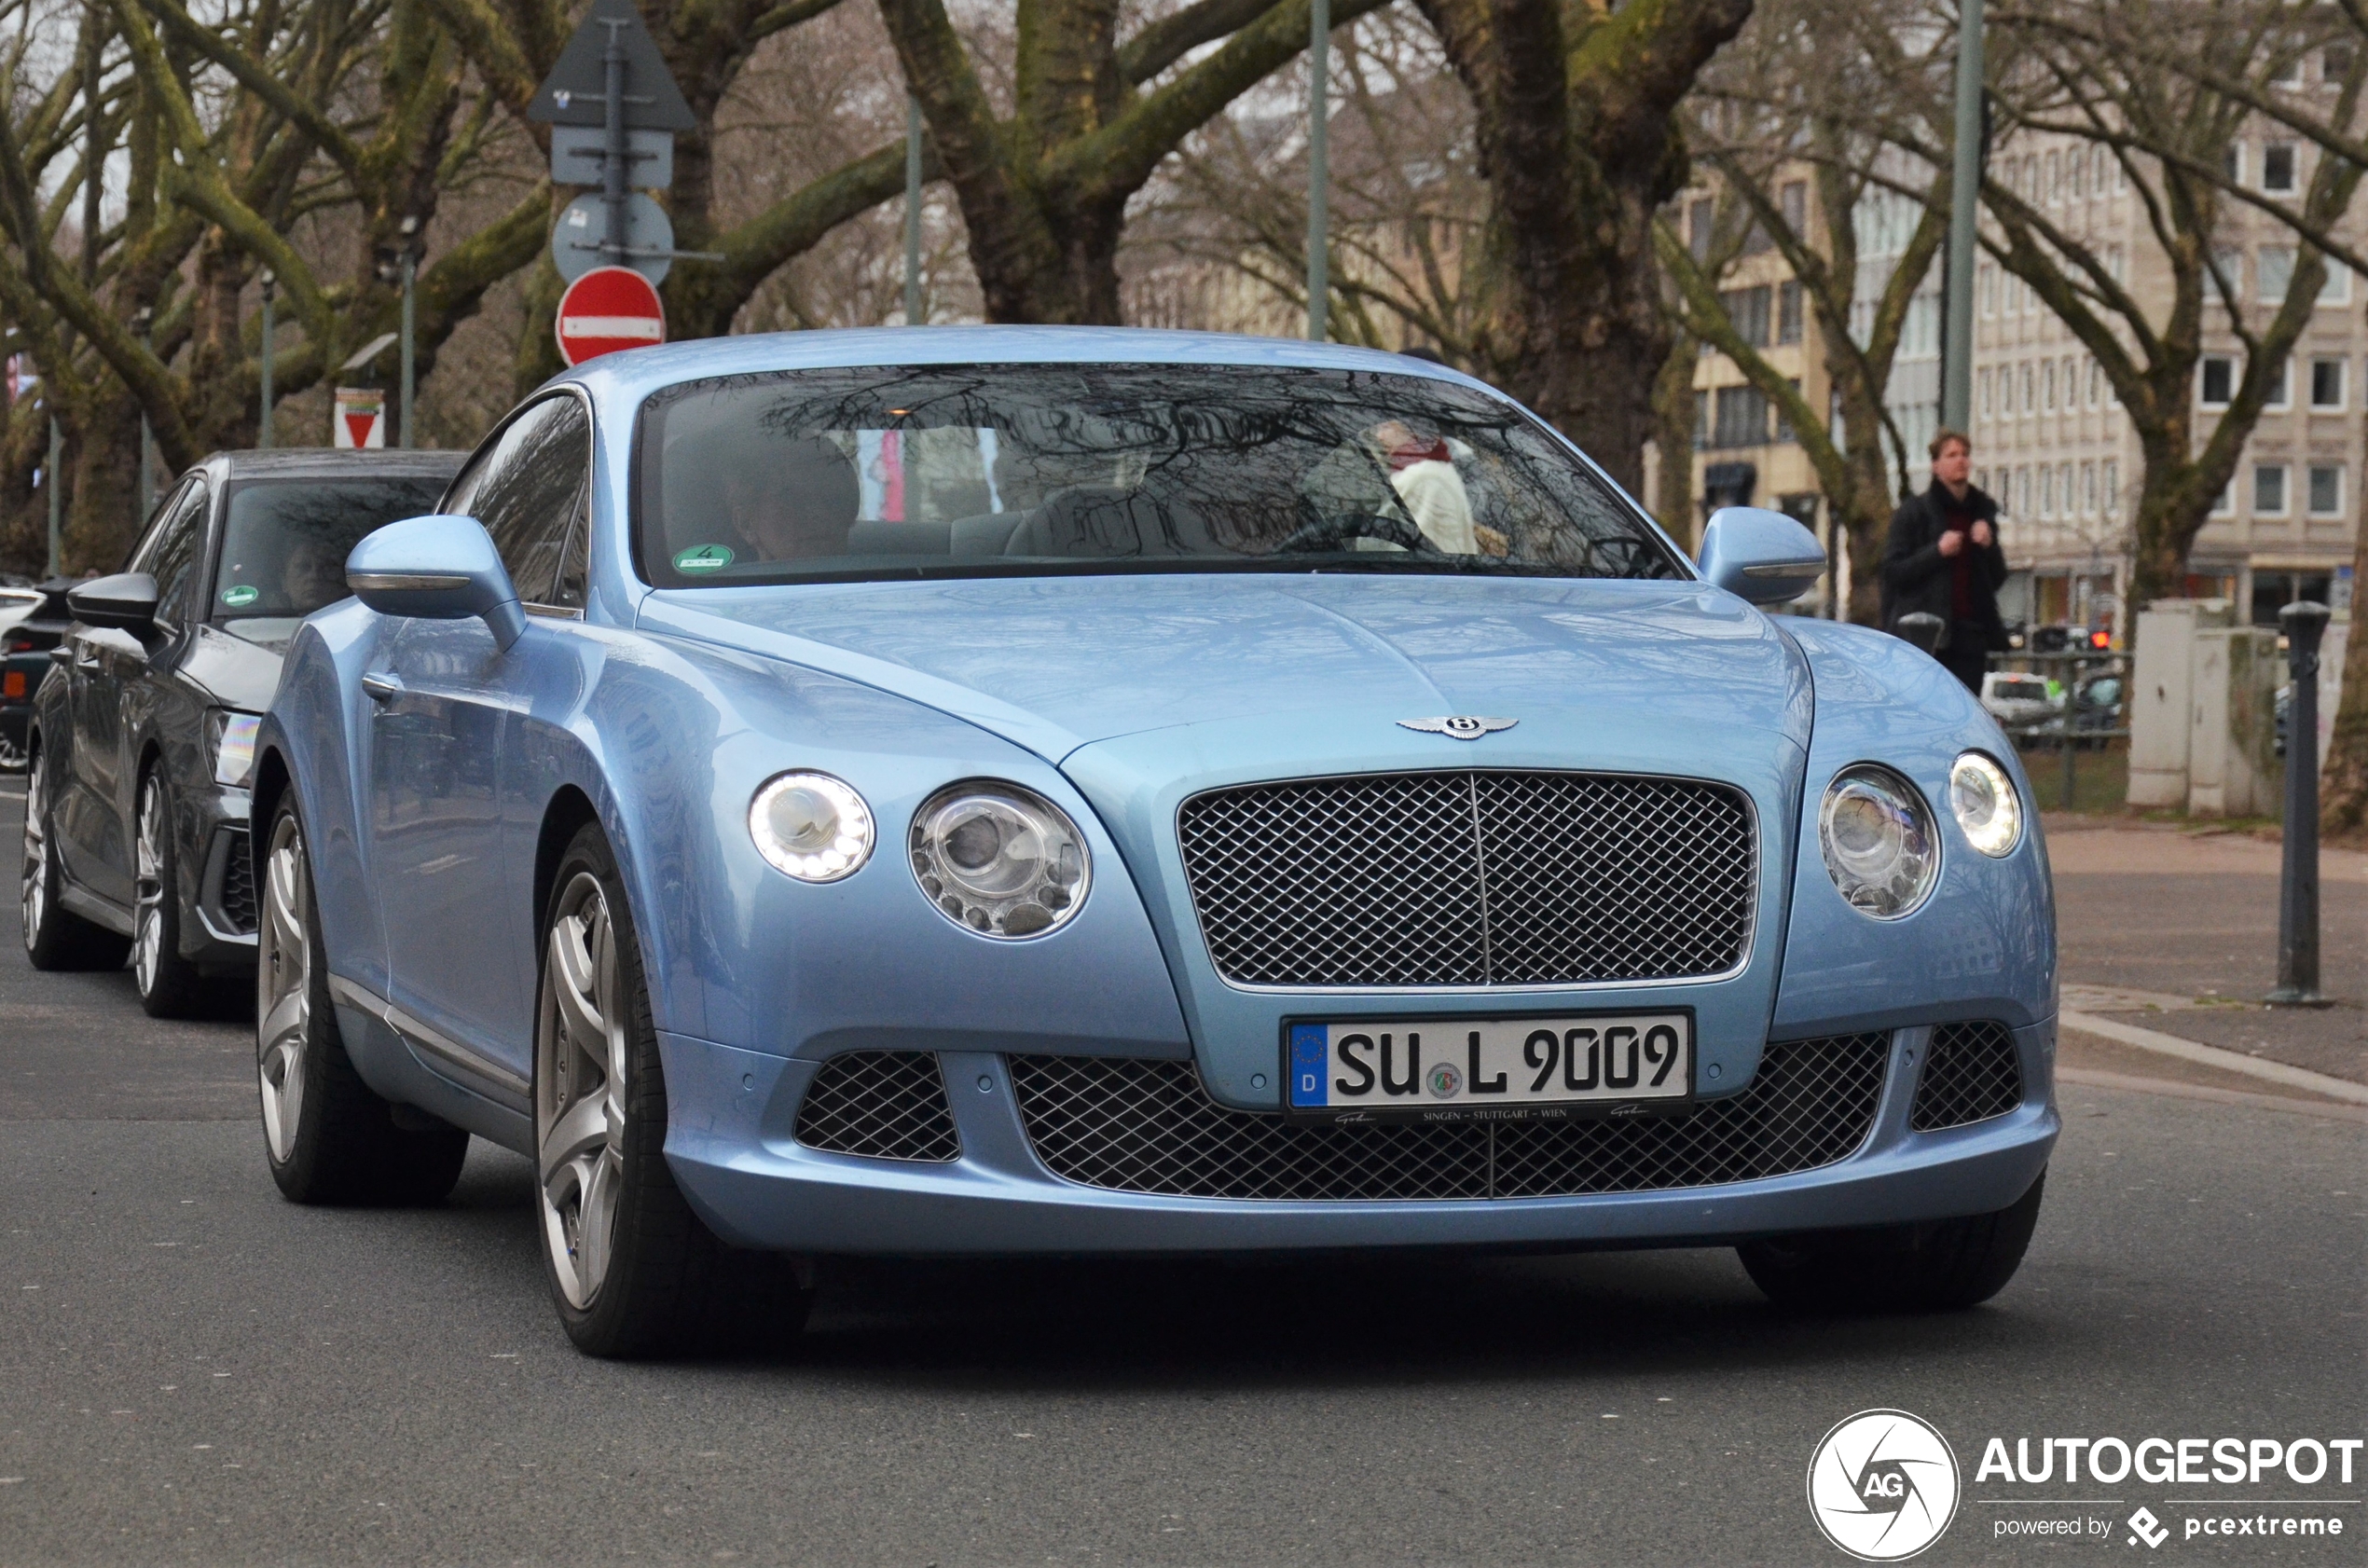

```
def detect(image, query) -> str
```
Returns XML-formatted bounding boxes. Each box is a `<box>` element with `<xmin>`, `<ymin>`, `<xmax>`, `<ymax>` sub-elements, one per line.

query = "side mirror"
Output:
<box><xmin>1697</xmin><ymin>506</ymin><xmax>1826</xmax><ymax>606</ymax></box>
<box><xmin>1893</xmin><ymin>612</ymin><xmax>1948</xmax><ymax>654</ymax></box>
<box><xmin>68</xmin><ymin>572</ymin><xmax>160</xmax><ymax>636</ymax></box>
<box><xmin>345</xmin><ymin>514</ymin><xmax>525</xmax><ymax>650</ymax></box>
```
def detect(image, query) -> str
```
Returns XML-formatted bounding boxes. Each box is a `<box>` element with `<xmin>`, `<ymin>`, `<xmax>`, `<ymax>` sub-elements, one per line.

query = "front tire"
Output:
<box><xmin>133</xmin><ymin>770</ymin><xmax>210</xmax><ymax>1017</ymax></box>
<box><xmin>1738</xmin><ymin>1169</ymin><xmax>2046</xmax><ymax>1312</ymax></box>
<box><xmin>255</xmin><ymin>796</ymin><xmax>468</xmax><ymax>1204</ymax></box>
<box><xmin>21</xmin><ymin>749</ymin><xmax>131</xmax><ymax>971</ymax></box>
<box><xmin>534</xmin><ymin>824</ymin><xmax>810</xmax><ymax>1358</ymax></box>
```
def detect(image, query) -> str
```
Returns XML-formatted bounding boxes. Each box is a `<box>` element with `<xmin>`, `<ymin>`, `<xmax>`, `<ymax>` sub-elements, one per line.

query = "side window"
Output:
<box><xmin>127</xmin><ymin>480</ymin><xmax>207</xmax><ymax>630</ymax></box>
<box><xmin>459</xmin><ymin>396</ymin><xmax>591</xmax><ymax>607</ymax></box>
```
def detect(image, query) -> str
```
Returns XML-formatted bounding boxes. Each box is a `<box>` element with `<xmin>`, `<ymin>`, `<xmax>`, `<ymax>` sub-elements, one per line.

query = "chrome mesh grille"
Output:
<box><xmin>1009</xmin><ymin>1033</ymin><xmax>1888</xmax><ymax>1201</ymax></box>
<box><xmin>1177</xmin><ymin>771</ymin><xmax>1755</xmax><ymax>988</ymax></box>
<box><xmin>792</xmin><ymin>1052</ymin><xmax>960</xmax><ymax>1162</ymax></box>
<box><xmin>1909</xmin><ymin>1021</ymin><xmax>2024</xmax><ymax>1132</ymax></box>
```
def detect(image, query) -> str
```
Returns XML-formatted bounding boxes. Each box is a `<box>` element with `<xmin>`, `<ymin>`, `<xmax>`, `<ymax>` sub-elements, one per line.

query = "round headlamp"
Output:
<box><xmin>749</xmin><ymin>772</ymin><xmax>874</xmax><ymax>883</ymax></box>
<box><xmin>1819</xmin><ymin>764</ymin><xmax>1939</xmax><ymax>919</ymax></box>
<box><xmin>1949</xmin><ymin>751</ymin><xmax>2023</xmax><ymax>858</ymax></box>
<box><xmin>910</xmin><ymin>782</ymin><xmax>1090</xmax><ymax>938</ymax></box>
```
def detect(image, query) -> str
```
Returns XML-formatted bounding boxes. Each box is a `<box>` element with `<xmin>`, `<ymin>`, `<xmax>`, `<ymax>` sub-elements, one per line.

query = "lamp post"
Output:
<box><xmin>258</xmin><ymin>268</ymin><xmax>275</xmax><ymax>449</ymax></box>
<box><xmin>1941</xmin><ymin>0</ymin><xmax>1985</xmax><ymax>432</ymax></box>
<box><xmin>903</xmin><ymin>96</ymin><xmax>924</xmax><ymax>326</ymax></box>
<box><xmin>132</xmin><ymin>306</ymin><xmax>155</xmax><ymax>519</ymax></box>
<box><xmin>399</xmin><ymin>216</ymin><xmax>419</xmax><ymax>448</ymax></box>
<box><xmin>1305</xmin><ymin>0</ymin><xmax>1330</xmax><ymax>342</ymax></box>
<box><xmin>47</xmin><ymin>413</ymin><xmax>61</xmax><ymax>577</ymax></box>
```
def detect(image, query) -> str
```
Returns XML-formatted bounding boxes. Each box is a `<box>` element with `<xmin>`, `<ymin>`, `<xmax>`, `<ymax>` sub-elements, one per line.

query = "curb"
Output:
<box><xmin>2058</xmin><ymin>1066</ymin><xmax>2368</xmax><ymax>1122</ymax></box>
<box><xmin>2058</xmin><ymin>1010</ymin><xmax>2368</xmax><ymax>1105</ymax></box>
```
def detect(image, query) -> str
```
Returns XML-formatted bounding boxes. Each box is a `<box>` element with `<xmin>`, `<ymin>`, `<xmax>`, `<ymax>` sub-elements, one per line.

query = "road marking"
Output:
<box><xmin>2059</xmin><ymin>1010</ymin><xmax>2368</xmax><ymax>1104</ymax></box>
<box><xmin>2058</xmin><ymin>1066</ymin><xmax>2368</xmax><ymax>1122</ymax></box>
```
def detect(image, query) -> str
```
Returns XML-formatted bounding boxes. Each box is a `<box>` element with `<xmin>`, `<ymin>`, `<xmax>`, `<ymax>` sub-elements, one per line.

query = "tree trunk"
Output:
<box><xmin>2321</xmin><ymin>516</ymin><xmax>2368</xmax><ymax>838</ymax></box>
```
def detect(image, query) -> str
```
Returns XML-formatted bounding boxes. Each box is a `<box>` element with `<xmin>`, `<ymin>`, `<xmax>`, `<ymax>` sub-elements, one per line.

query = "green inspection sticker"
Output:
<box><xmin>674</xmin><ymin>544</ymin><xmax>734</xmax><ymax>574</ymax></box>
<box><xmin>220</xmin><ymin>585</ymin><xmax>260</xmax><ymax>608</ymax></box>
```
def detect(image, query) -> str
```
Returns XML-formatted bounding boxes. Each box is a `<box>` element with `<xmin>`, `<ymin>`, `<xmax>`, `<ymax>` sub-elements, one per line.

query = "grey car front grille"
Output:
<box><xmin>1007</xmin><ymin>1033</ymin><xmax>1889</xmax><ymax>1202</ymax></box>
<box><xmin>1908</xmin><ymin>1020</ymin><xmax>2025</xmax><ymax>1131</ymax></box>
<box><xmin>793</xmin><ymin>1051</ymin><xmax>961</xmax><ymax>1162</ymax></box>
<box><xmin>1176</xmin><ymin>770</ymin><xmax>1755</xmax><ymax>988</ymax></box>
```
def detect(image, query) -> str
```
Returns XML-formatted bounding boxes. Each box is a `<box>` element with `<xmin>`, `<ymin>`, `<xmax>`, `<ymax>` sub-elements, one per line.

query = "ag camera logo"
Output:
<box><xmin>1809</xmin><ymin>1409</ymin><xmax>1962</xmax><ymax>1561</ymax></box>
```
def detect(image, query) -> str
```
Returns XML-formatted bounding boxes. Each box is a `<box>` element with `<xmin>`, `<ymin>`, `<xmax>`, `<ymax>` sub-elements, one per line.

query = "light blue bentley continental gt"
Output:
<box><xmin>250</xmin><ymin>328</ymin><xmax>2056</xmax><ymax>1356</ymax></box>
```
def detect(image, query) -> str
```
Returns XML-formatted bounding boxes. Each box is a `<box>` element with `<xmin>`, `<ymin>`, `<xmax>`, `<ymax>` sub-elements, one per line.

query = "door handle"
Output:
<box><xmin>361</xmin><ymin>671</ymin><xmax>404</xmax><ymax>705</ymax></box>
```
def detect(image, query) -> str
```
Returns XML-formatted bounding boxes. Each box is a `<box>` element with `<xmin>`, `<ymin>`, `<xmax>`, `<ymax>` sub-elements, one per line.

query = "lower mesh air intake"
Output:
<box><xmin>793</xmin><ymin>1051</ymin><xmax>961</xmax><ymax>1162</ymax></box>
<box><xmin>1909</xmin><ymin>1021</ymin><xmax>2025</xmax><ymax>1132</ymax></box>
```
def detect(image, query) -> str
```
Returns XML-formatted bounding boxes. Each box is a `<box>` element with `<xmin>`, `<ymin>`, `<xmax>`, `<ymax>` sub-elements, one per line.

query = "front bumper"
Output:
<box><xmin>662</xmin><ymin>1020</ymin><xmax>2058</xmax><ymax>1256</ymax></box>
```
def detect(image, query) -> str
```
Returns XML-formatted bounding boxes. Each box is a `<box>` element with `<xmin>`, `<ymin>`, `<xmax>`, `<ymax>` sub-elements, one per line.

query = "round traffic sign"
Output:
<box><xmin>550</xmin><ymin>191</ymin><xmax>675</xmax><ymax>285</ymax></box>
<box><xmin>555</xmin><ymin>267</ymin><xmax>665</xmax><ymax>366</ymax></box>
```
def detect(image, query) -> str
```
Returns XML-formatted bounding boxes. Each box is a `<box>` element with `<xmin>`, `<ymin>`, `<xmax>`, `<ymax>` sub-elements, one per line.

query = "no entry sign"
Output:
<box><xmin>555</xmin><ymin>267</ymin><xmax>665</xmax><ymax>366</ymax></box>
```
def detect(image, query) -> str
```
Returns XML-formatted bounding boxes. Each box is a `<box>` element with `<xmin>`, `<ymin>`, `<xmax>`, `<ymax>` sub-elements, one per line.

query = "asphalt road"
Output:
<box><xmin>1</xmin><ymin>785</ymin><xmax>2362</xmax><ymax>1567</ymax></box>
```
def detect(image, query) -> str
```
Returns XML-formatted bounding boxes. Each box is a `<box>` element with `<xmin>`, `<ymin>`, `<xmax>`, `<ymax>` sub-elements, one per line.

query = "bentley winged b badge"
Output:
<box><xmin>1397</xmin><ymin>716</ymin><xmax>1519</xmax><ymax>740</ymax></box>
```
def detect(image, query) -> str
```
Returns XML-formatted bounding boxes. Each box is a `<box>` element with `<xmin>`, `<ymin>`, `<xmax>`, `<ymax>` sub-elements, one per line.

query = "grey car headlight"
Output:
<box><xmin>1949</xmin><ymin>751</ymin><xmax>2023</xmax><ymax>858</ymax></box>
<box><xmin>910</xmin><ymin>781</ymin><xmax>1090</xmax><ymax>939</ymax></box>
<box><xmin>750</xmin><ymin>772</ymin><xmax>874</xmax><ymax>883</ymax></box>
<box><xmin>1819</xmin><ymin>764</ymin><xmax>1939</xmax><ymax>919</ymax></box>
<box><xmin>211</xmin><ymin>710</ymin><xmax>262</xmax><ymax>788</ymax></box>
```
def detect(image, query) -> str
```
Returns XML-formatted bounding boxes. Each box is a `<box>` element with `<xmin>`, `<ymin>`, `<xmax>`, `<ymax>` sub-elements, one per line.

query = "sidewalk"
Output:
<box><xmin>2045</xmin><ymin>815</ymin><xmax>2367</xmax><ymax>1103</ymax></box>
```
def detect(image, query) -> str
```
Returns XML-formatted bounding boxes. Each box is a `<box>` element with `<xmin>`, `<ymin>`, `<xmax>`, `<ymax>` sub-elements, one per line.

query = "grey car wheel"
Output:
<box><xmin>133</xmin><ymin>771</ymin><xmax>208</xmax><ymax>1017</ymax></box>
<box><xmin>537</xmin><ymin>869</ymin><xmax>629</xmax><ymax>1309</ymax></box>
<box><xmin>21</xmin><ymin>751</ymin><xmax>129</xmax><ymax>971</ymax></box>
<box><xmin>255</xmin><ymin>796</ymin><xmax>468</xmax><ymax>1204</ymax></box>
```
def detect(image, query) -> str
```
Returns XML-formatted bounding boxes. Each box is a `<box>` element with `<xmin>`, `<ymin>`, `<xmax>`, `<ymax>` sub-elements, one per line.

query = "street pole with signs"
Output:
<box><xmin>258</xmin><ymin>269</ymin><xmax>275</xmax><ymax>449</ymax></box>
<box><xmin>399</xmin><ymin>218</ymin><xmax>419</xmax><ymax>447</ymax></box>
<box><xmin>1305</xmin><ymin>0</ymin><xmax>1329</xmax><ymax>343</ymax></box>
<box><xmin>1941</xmin><ymin>0</ymin><xmax>1984</xmax><ymax>432</ymax></box>
<box><xmin>133</xmin><ymin>307</ymin><xmax>154</xmax><ymax>519</ymax></box>
<box><xmin>47</xmin><ymin>416</ymin><xmax>61</xmax><ymax>577</ymax></box>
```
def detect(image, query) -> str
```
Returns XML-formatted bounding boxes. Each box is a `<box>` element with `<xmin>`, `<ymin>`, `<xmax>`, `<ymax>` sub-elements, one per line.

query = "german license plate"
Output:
<box><xmin>1283</xmin><ymin>1011</ymin><xmax>1693</xmax><ymax>1123</ymax></box>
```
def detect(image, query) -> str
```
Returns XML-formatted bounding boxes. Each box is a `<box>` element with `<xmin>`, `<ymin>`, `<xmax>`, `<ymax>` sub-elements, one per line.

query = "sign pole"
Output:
<box><xmin>603</xmin><ymin>21</ymin><xmax>628</xmax><ymax>268</ymax></box>
<box><xmin>1305</xmin><ymin>0</ymin><xmax>1329</xmax><ymax>343</ymax></box>
<box><xmin>2268</xmin><ymin>600</ymin><xmax>2332</xmax><ymax>1006</ymax></box>
<box><xmin>1941</xmin><ymin>0</ymin><xmax>1984</xmax><ymax>432</ymax></box>
<box><xmin>904</xmin><ymin>96</ymin><xmax>924</xmax><ymax>326</ymax></box>
<box><xmin>46</xmin><ymin>415</ymin><xmax>61</xmax><ymax>577</ymax></box>
<box><xmin>134</xmin><ymin>307</ymin><xmax>154</xmax><ymax>519</ymax></box>
<box><xmin>399</xmin><ymin>250</ymin><xmax>416</xmax><ymax>448</ymax></box>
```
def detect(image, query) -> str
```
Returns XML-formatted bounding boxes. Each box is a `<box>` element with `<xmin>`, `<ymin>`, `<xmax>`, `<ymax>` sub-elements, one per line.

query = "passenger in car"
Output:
<box><xmin>725</xmin><ymin>436</ymin><xmax>862</xmax><ymax>562</ymax></box>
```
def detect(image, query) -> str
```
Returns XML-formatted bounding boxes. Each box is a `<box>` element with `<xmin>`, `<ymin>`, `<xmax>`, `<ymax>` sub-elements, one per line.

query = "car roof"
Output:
<box><xmin>557</xmin><ymin>325</ymin><xmax>1500</xmax><ymax>408</ymax></box>
<box><xmin>199</xmin><ymin>448</ymin><xmax>467</xmax><ymax>481</ymax></box>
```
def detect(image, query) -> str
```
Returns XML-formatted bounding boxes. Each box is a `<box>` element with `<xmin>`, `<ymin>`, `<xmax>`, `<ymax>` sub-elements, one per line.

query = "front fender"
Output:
<box><xmin>1771</xmin><ymin>620</ymin><xmax>2056</xmax><ymax>1034</ymax></box>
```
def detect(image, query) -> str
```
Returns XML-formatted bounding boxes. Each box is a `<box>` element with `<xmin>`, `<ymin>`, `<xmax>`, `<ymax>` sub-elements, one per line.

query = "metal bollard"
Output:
<box><xmin>2266</xmin><ymin>600</ymin><xmax>2331</xmax><ymax>1007</ymax></box>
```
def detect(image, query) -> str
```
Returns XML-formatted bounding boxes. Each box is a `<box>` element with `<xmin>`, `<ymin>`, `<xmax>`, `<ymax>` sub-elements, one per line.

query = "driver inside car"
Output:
<box><xmin>1299</xmin><ymin>419</ymin><xmax>1478</xmax><ymax>556</ymax></box>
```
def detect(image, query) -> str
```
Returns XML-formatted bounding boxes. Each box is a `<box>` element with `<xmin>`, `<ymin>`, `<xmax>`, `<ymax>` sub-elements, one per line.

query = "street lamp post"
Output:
<box><xmin>398</xmin><ymin>216</ymin><xmax>420</xmax><ymax>449</ymax></box>
<box><xmin>1306</xmin><ymin>0</ymin><xmax>1329</xmax><ymax>342</ymax></box>
<box><xmin>47</xmin><ymin>414</ymin><xmax>61</xmax><ymax>577</ymax></box>
<box><xmin>132</xmin><ymin>306</ymin><xmax>155</xmax><ymax>519</ymax></box>
<box><xmin>2267</xmin><ymin>599</ymin><xmax>2333</xmax><ymax>1006</ymax></box>
<box><xmin>1941</xmin><ymin>0</ymin><xmax>1985</xmax><ymax>433</ymax></box>
<box><xmin>904</xmin><ymin>96</ymin><xmax>924</xmax><ymax>326</ymax></box>
<box><xmin>258</xmin><ymin>268</ymin><xmax>275</xmax><ymax>449</ymax></box>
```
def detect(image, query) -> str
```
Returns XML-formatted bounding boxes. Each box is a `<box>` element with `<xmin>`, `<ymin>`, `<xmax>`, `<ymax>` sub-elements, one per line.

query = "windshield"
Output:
<box><xmin>212</xmin><ymin>477</ymin><xmax>450</xmax><ymax>637</ymax></box>
<box><xmin>635</xmin><ymin>364</ymin><xmax>1681</xmax><ymax>587</ymax></box>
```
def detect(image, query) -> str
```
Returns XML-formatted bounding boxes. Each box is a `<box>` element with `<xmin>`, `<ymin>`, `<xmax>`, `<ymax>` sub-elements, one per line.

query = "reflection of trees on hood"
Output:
<box><xmin>640</xmin><ymin>364</ymin><xmax>1682</xmax><ymax>579</ymax></box>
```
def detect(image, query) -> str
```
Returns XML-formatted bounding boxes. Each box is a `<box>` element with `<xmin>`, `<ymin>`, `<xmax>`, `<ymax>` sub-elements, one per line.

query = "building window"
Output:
<box><xmin>2013</xmin><ymin>467</ymin><xmax>2029</xmax><ymax>516</ymax></box>
<box><xmin>2021</xmin><ymin>362</ymin><xmax>2036</xmax><ymax>415</ymax></box>
<box><xmin>2040</xmin><ymin>465</ymin><xmax>2056</xmax><ymax>517</ymax></box>
<box><xmin>2262</xmin><ymin>143</ymin><xmax>2297</xmax><ymax>192</ymax></box>
<box><xmin>1693</xmin><ymin>390</ymin><xmax>1708</xmax><ymax>448</ymax></box>
<box><xmin>2081</xmin><ymin>461</ymin><xmax>2097</xmax><ymax>515</ymax></box>
<box><xmin>1689</xmin><ymin>199</ymin><xmax>1715</xmax><ymax>261</ymax></box>
<box><xmin>2200</xmin><ymin>355</ymin><xmax>2237</xmax><ymax>407</ymax></box>
<box><xmin>2210</xmin><ymin>247</ymin><xmax>2245</xmax><ymax>301</ymax></box>
<box><xmin>2043</xmin><ymin>360</ymin><xmax>2056</xmax><ymax>412</ymax></box>
<box><xmin>2308</xmin><ymin>464</ymin><xmax>2344</xmax><ymax>516</ymax></box>
<box><xmin>2321</xmin><ymin>264</ymin><xmax>2353</xmax><ymax>305</ymax></box>
<box><xmin>2107</xmin><ymin>243</ymin><xmax>2127</xmax><ymax>281</ymax></box>
<box><xmin>1777</xmin><ymin>281</ymin><xmax>1803</xmax><ymax>344</ymax></box>
<box><xmin>1979</xmin><ymin>367</ymin><xmax>1994</xmax><ymax>419</ymax></box>
<box><xmin>2211</xmin><ymin>478</ymin><xmax>2235</xmax><ymax>517</ymax></box>
<box><xmin>1720</xmin><ymin>285</ymin><xmax>1772</xmax><ymax>347</ymax></box>
<box><xmin>1776</xmin><ymin>378</ymin><xmax>1801</xmax><ymax>442</ymax></box>
<box><xmin>2223</xmin><ymin>142</ymin><xmax>2246</xmax><ymax>186</ymax></box>
<box><xmin>2258</xmin><ymin>245</ymin><xmax>2296</xmax><ymax>302</ymax></box>
<box><xmin>2087</xmin><ymin>358</ymin><xmax>2103</xmax><ymax>407</ymax></box>
<box><xmin>2270</xmin><ymin>55</ymin><xmax>2305</xmax><ymax>88</ymax></box>
<box><xmin>1780</xmin><ymin>180</ymin><xmax>1807</xmax><ymax>236</ymax></box>
<box><xmin>2071</xmin><ymin>147</ymin><xmax>2087</xmax><ymax>199</ymax></box>
<box><xmin>1712</xmin><ymin>385</ymin><xmax>1769</xmax><ymax>448</ymax></box>
<box><xmin>2253</xmin><ymin>462</ymin><xmax>2289</xmax><ymax>516</ymax></box>
<box><xmin>2265</xmin><ymin>357</ymin><xmax>2292</xmax><ymax>409</ymax></box>
<box><xmin>1978</xmin><ymin>263</ymin><xmax>1995</xmax><ymax>317</ymax></box>
<box><xmin>2311</xmin><ymin>357</ymin><xmax>2347</xmax><ymax>409</ymax></box>
<box><xmin>2044</xmin><ymin>150</ymin><xmax>2060</xmax><ymax>203</ymax></box>
<box><xmin>2102</xmin><ymin>461</ymin><xmax>2118</xmax><ymax>513</ymax></box>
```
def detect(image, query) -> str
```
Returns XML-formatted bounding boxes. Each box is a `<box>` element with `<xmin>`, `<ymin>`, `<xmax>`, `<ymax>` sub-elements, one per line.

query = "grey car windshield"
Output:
<box><xmin>635</xmin><ymin>364</ymin><xmax>1681</xmax><ymax>587</ymax></box>
<box><xmin>213</xmin><ymin>477</ymin><xmax>450</xmax><ymax>634</ymax></box>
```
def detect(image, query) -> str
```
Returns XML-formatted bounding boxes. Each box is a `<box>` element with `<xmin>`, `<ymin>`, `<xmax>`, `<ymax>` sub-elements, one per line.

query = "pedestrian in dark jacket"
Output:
<box><xmin>1881</xmin><ymin>429</ymin><xmax>2007</xmax><ymax>693</ymax></box>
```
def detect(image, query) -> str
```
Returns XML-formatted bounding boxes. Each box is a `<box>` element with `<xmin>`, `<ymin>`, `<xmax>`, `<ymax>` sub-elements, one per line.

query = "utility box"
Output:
<box><xmin>2186</xmin><ymin>625</ymin><xmax>2279</xmax><ymax>816</ymax></box>
<box><xmin>2127</xmin><ymin>599</ymin><xmax>2233</xmax><ymax>807</ymax></box>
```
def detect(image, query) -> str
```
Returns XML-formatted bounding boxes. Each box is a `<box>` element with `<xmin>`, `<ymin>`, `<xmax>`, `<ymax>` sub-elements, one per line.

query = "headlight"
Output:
<box><xmin>212</xmin><ymin>711</ymin><xmax>262</xmax><ymax>788</ymax></box>
<box><xmin>1949</xmin><ymin>751</ymin><xmax>2022</xmax><ymax>858</ymax></box>
<box><xmin>1818</xmin><ymin>764</ymin><xmax>1938</xmax><ymax>919</ymax></box>
<box><xmin>749</xmin><ymin>772</ymin><xmax>874</xmax><ymax>883</ymax></box>
<box><xmin>910</xmin><ymin>781</ymin><xmax>1090</xmax><ymax>938</ymax></box>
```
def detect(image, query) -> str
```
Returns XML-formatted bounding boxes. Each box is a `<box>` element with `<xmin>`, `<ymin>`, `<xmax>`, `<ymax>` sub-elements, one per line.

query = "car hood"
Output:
<box><xmin>639</xmin><ymin>571</ymin><xmax>1813</xmax><ymax>763</ymax></box>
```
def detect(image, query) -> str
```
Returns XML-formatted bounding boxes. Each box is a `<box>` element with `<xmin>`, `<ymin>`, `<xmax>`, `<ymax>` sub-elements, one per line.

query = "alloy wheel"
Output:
<box><xmin>256</xmin><ymin>811</ymin><xmax>310</xmax><ymax>1163</ymax></box>
<box><xmin>536</xmin><ymin>872</ymin><xmax>629</xmax><ymax>1310</ymax></box>
<box><xmin>133</xmin><ymin>777</ymin><xmax>167</xmax><ymax>995</ymax></box>
<box><xmin>20</xmin><ymin>760</ymin><xmax>47</xmax><ymax>948</ymax></box>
